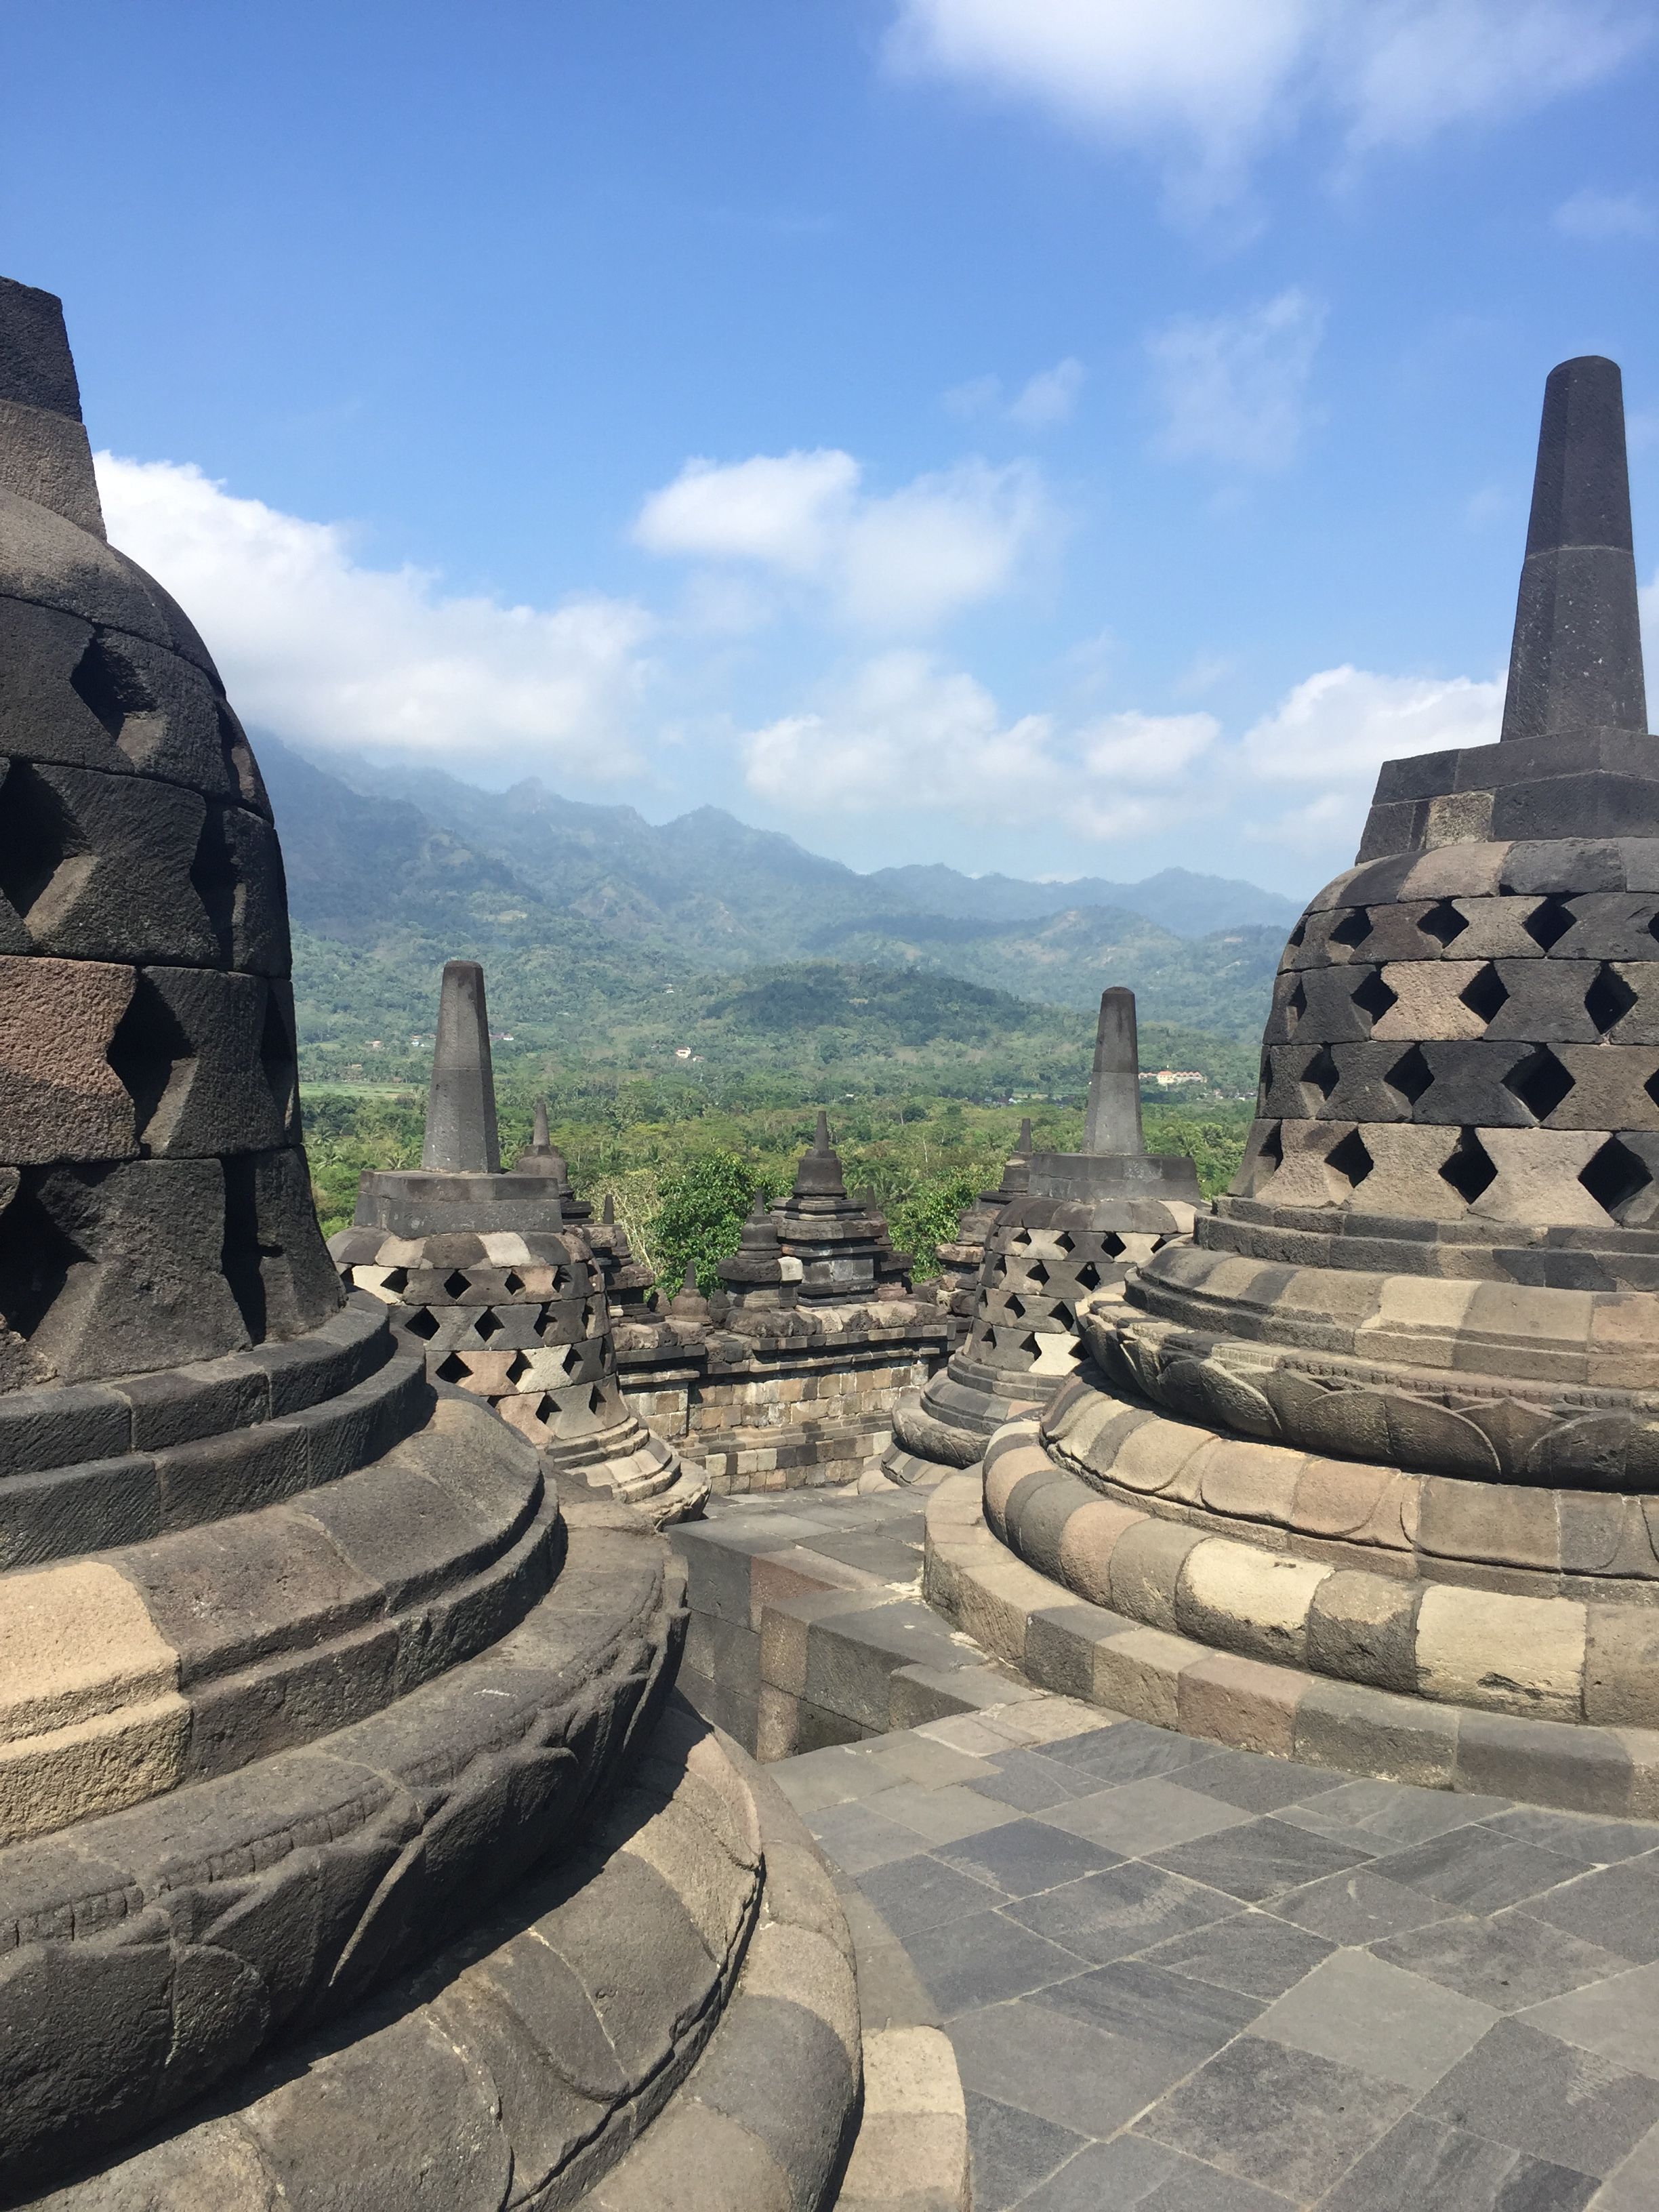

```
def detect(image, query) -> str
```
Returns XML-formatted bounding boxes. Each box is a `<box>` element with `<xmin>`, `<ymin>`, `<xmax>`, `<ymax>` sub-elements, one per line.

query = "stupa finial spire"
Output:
<box><xmin>422</xmin><ymin>960</ymin><xmax>500</xmax><ymax>1173</ymax></box>
<box><xmin>1501</xmin><ymin>354</ymin><xmax>1647</xmax><ymax>743</ymax></box>
<box><xmin>1083</xmin><ymin>987</ymin><xmax>1145</xmax><ymax>1156</ymax></box>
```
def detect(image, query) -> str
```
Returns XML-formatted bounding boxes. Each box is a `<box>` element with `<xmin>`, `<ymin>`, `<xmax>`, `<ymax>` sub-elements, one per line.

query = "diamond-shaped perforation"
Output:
<box><xmin>1025</xmin><ymin>1261</ymin><xmax>1050</xmax><ymax>1288</ymax></box>
<box><xmin>1076</xmin><ymin>1261</ymin><xmax>1101</xmax><ymax>1290</ymax></box>
<box><xmin>1460</xmin><ymin>964</ymin><xmax>1509</xmax><ymax>1026</ymax></box>
<box><xmin>1351</xmin><ymin>969</ymin><xmax>1397</xmax><ymax>1027</ymax></box>
<box><xmin>405</xmin><ymin>1307</ymin><xmax>440</xmax><ymax>1340</ymax></box>
<box><xmin>1386</xmin><ymin>1044</ymin><xmax>1433</xmax><ymax>1107</ymax></box>
<box><xmin>1329</xmin><ymin>907</ymin><xmax>1371</xmax><ymax>948</ymax></box>
<box><xmin>70</xmin><ymin>634</ymin><xmax>159</xmax><ymax>763</ymax></box>
<box><xmin>442</xmin><ymin>1270</ymin><xmax>470</xmax><ymax>1299</ymax></box>
<box><xmin>1525</xmin><ymin>896</ymin><xmax>1576</xmax><ymax>951</ymax></box>
<box><xmin>1286</xmin><ymin>979</ymin><xmax>1307</xmax><ymax>1030</ymax></box>
<box><xmin>1439</xmin><ymin>1129</ymin><xmax>1498</xmax><ymax>1205</ymax></box>
<box><xmin>1326</xmin><ymin>1129</ymin><xmax>1372</xmax><ymax>1191</ymax></box>
<box><xmin>1503</xmin><ymin>1046</ymin><xmax>1576</xmax><ymax>1123</ymax></box>
<box><xmin>474</xmin><ymin>1307</ymin><xmax>504</xmax><ymax>1340</ymax></box>
<box><xmin>1303</xmin><ymin>1045</ymin><xmax>1340</xmax><ymax>1101</ymax></box>
<box><xmin>1258</xmin><ymin>1122</ymin><xmax>1284</xmax><ymax>1171</ymax></box>
<box><xmin>0</xmin><ymin>762</ymin><xmax>89</xmax><ymax>922</ymax></box>
<box><xmin>1580</xmin><ymin>1136</ymin><xmax>1654</xmax><ymax>1220</ymax></box>
<box><xmin>502</xmin><ymin>1271</ymin><xmax>525</xmax><ymax>1295</ymax></box>
<box><xmin>1418</xmin><ymin>899</ymin><xmax>1469</xmax><ymax>948</ymax></box>
<box><xmin>435</xmin><ymin>1352</ymin><xmax>470</xmax><ymax>1384</ymax></box>
<box><xmin>1099</xmin><ymin>1233</ymin><xmax>1126</xmax><ymax>1258</ymax></box>
<box><xmin>381</xmin><ymin>1268</ymin><xmax>408</xmax><ymax>1295</ymax></box>
<box><xmin>1286</xmin><ymin>916</ymin><xmax>1307</xmax><ymax>949</ymax></box>
<box><xmin>1586</xmin><ymin>964</ymin><xmax>1638</xmax><ymax>1036</ymax></box>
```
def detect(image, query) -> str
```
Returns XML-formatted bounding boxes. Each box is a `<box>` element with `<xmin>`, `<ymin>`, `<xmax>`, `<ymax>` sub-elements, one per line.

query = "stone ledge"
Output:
<box><xmin>924</xmin><ymin>1471</ymin><xmax>1659</xmax><ymax>1816</ymax></box>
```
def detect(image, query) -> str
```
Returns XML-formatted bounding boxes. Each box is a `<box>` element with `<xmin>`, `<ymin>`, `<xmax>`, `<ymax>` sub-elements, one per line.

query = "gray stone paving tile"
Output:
<box><xmin>1374</xmin><ymin>1826</ymin><xmax>1586</xmax><ymax>1913</ymax></box>
<box><xmin>861</xmin><ymin>1780</ymin><xmax>1019</xmax><ymax>1843</ymax></box>
<box><xmin>856</xmin><ymin>1850</ymin><xmax>1008</xmax><ymax>1938</ymax></box>
<box><xmin>1532</xmin><ymin>1858</ymin><xmax>1659</xmax><ymax>1964</ymax></box>
<box><xmin>768</xmin><ymin>1743</ymin><xmax>872</xmax><ymax>1812</ymax></box>
<box><xmin>1135</xmin><ymin>2035</ymin><xmax>1414</xmax><ymax>2200</ymax></box>
<box><xmin>1592</xmin><ymin>2120</ymin><xmax>1659</xmax><ymax>2211</ymax></box>
<box><xmin>806</xmin><ymin>1797</ymin><xmax>930</xmax><ymax>1873</ymax></box>
<box><xmin>1136</xmin><ymin>1909</ymin><xmax>1336</xmax><ymax>2000</ymax></box>
<box><xmin>1020</xmin><ymin>2135</ymin><xmax>1293</xmax><ymax>2211</ymax></box>
<box><xmin>844</xmin><ymin>1733</ymin><xmax>996</xmax><ymax>1788</ymax></box>
<box><xmin>1040</xmin><ymin>1719</ymin><xmax>1212</xmax><ymax>1784</ymax></box>
<box><xmin>1248</xmin><ymin>1948</ymin><xmax>1498</xmax><ymax>2089</ymax></box>
<box><xmin>905</xmin><ymin>1906</ymin><xmax>1085</xmax><ymax>2015</ymax></box>
<box><xmin>1281</xmin><ymin>1777</ymin><xmax>1498</xmax><ymax>1850</ymax></box>
<box><xmin>963</xmin><ymin>2089</ymin><xmax>1084</xmax><ymax>2212</ymax></box>
<box><xmin>1040</xmin><ymin>1777</ymin><xmax>1256</xmax><ymax>1858</ymax></box>
<box><xmin>1149</xmin><ymin>1816</ymin><xmax>1374</xmax><ymax>1902</ymax></box>
<box><xmin>800</xmin><ymin>1528</ymin><xmax>925</xmax><ymax>1576</ymax></box>
<box><xmin>951</xmin><ymin>1996</ymin><xmax>1183</xmax><ymax>2137</ymax></box>
<box><xmin>1271</xmin><ymin>1864</ymin><xmax>1465</xmax><ymax>1944</ymax></box>
<box><xmin>1374</xmin><ymin>1909</ymin><xmax>1632</xmax><ymax>2013</ymax></box>
<box><xmin>1319</xmin><ymin>2111</ymin><xmax>1598</xmax><ymax>2212</ymax></box>
<box><xmin>1423</xmin><ymin>2019</ymin><xmax>1659</xmax><ymax>2178</ymax></box>
<box><xmin>1005</xmin><ymin>1860</ymin><xmax>1237</xmax><ymax>1965</ymax></box>
<box><xmin>1524</xmin><ymin>1962</ymin><xmax>1659</xmax><ymax>2081</ymax></box>
<box><xmin>1033</xmin><ymin>1956</ymin><xmax>1264</xmax><ymax>2074</ymax></box>
<box><xmin>1176</xmin><ymin>1746</ymin><xmax>1347</xmax><ymax>1814</ymax></box>
<box><xmin>1479</xmin><ymin>1805</ymin><xmax>1659</xmax><ymax>1867</ymax></box>
<box><xmin>939</xmin><ymin>1816</ymin><xmax>1124</xmax><ymax>1898</ymax></box>
<box><xmin>972</xmin><ymin>1748</ymin><xmax>1094</xmax><ymax>1811</ymax></box>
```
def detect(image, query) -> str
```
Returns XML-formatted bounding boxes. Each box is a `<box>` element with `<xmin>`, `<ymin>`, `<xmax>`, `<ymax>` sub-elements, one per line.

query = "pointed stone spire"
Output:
<box><xmin>792</xmin><ymin>1109</ymin><xmax>848</xmax><ymax>1197</ymax></box>
<box><xmin>533</xmin><ymin>1098</ymin><xmax>551</xmax><ymax>1149</ymax></box>
<box><xmin>602</xmin><ymin>1191</ymin><xmax>615</xmax><ymax>1225</ymax></box>
<box><xmin>1502</xmin><ymin>355</ymin><xmax>1647</xmax><ymax>743</ymax></box>
<box><xmin>667</xmin><ymin>1259</ymin><xmax>710</xmax><ymax>1325</ymax></box>
<box><xmin>514</xmin><ymin>1094</ymin><xmax>571</xmax><ymax>1189</ymax></box>
<box><xmin>1083</xmin><ymin>987</ymin><xmax>1145</xmax><ymax>1157</ymax></box>
<box><xmin>0</xmin><ymin>276</ymin><xmax>104</xmax><ymax>536</ymax></box>
<box><xmin>1017</xmin><ymin>1117</ymin><xmax>1033</xmax><ymax>1153</ymax></box>
<box><xmin>422</xmin><ymin>960</ymin><xmax>500</xmax><ymax>1172</ymax></box>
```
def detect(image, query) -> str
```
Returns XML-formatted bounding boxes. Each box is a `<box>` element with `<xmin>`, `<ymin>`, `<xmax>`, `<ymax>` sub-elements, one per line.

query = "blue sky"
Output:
<box><xmin>5</xmin><ymin>1</ymin><xmax>1658</xmax><ymax>896</ymax></box>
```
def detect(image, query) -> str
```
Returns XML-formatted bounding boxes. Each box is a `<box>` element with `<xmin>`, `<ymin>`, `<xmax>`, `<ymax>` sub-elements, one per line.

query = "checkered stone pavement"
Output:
<box><xmin>774</xmin><ymin>1697</ymin><xmax>1659</xmax><ymax>2209</ymax></box>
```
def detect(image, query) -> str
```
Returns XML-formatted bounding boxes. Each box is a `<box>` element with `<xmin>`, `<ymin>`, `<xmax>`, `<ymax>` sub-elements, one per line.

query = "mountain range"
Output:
<box><xmin>259</xmin><ymin>738</ymin><xmax>1292</xmax><ymax>1086</ymax></box>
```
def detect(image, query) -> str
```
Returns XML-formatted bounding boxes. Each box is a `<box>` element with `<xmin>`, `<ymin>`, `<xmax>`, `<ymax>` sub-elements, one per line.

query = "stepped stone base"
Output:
<box><xmin>28</xmin><ymin>1698</ymin><xmax>863</xmax><ymax>2212</ymax></box>
<box><xmin>926</xmin><ymin>1458</ymin><xmax>1659</xmax><ymax>1816</ymax></box>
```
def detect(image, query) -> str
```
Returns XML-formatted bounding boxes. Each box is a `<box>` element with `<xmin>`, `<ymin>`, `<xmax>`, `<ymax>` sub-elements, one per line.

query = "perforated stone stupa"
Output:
<box><xmin>331</xmin><ymin>958</ymin><xmax>708</xmax><ymax>1523</ymax></box>
<box><xmin>0</xmin><ymin>278</ymin><xmax>862</xmax><ymax>2207</ymax></box>
<box><xmin>975</xmin><ymin>357</ymin><xmax>1659</xmax><ymax>1813</ymax></box>
<box><xmin>885</xmin><ymin>989</ymin><xmax>1199</xmax><ymax>1485</ymax></box>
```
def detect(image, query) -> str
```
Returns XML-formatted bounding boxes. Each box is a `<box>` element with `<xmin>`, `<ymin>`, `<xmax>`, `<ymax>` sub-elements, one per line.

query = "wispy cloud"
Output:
<box><xmin>943</xmin><ymin>357</ymin><xmax>1086</xmax><ymax>429</ymax></box>
<box><xmin>634</xmin><ymin>449</ymin><xmax>1053</xmax><ymax>631</ymax></box>
<box><xmin>1553</xmin><ymin>186</ymin><xmax>1657</xmax><ymax>238</ymax></box>
<box><xmin>1148</xmin><ymin>289</ymin><xmax>1327</xmax><ymax>470</ymax></box>
<box><xmin>97</xmin><ymin>455</ymin><xmax>655</xmax><ymax>780</ymax></box>
<box><xmin>886</xmin><ymin>1</ymin><xmax>1651</xmax><ymax>220</ymax></box>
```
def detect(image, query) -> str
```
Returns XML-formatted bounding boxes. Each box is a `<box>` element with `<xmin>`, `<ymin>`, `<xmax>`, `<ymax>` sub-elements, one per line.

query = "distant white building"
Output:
<box><xmin>675</xmin><ymin>1046</ymin><xmax>693</xmax><ymax>1060</ymax></box>
<box><xmin>1153</xmin><ymin>1069</ymin><xmax>1204</xmax><ymax>1087</ymax></box>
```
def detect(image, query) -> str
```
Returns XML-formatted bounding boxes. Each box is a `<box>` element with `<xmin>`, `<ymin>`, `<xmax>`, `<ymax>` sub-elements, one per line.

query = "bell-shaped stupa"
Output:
<box><xmin>332</xmin><ymin>960</ymin><xmax>707</xmax><ymax>1522</ymax></box>
<box><xmin>967</xmin><ymin>358</ymin><xmax>1659</xmax><ymax>1812</ymax></box>
<box><xmin>886</xmin><ymin>989</ymin><xmax>1199</xmax><ymax>1483</ymax></box>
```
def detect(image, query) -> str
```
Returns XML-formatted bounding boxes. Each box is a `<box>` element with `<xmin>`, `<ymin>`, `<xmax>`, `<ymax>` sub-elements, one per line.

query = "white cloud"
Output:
<box><xmin>97</xmin><ymin>455</ymin><xmax>653</xmax><ymax>777</ymax></box>
<box><xmin>943</xmin><ymin>373</ymin><xmax>1002</xmax><ymax>419</ymax></box>
<box><xmin>634</xmin><ymin>450</ymin><xmax>1051</xmax><ymax>632</ymax></box>
<box><xmin>741</xmin><ymin>651</ymin><xmax>1216</xmax><ymax>838</ymax></box>
<box><xmin>1553</xmin><ymin>187</ymin><xmax>1657</xmax><ymax>239</ymax></box>
<box><xmin>886</xmin><ymin>1</ymin><xmax>1649</xmax><ymax>216</ymax></box>
<box><xmin>1149</xmin><ymin>289</ymin><xmax>1327</xmax><ymax>470</ymax></box>
<box><xmin>1008</xmin><ymin>357</ymin><xmax>1086</xmax><ymax>428</ymax></box>
<box><xmin>1241</xmin><ymin>663</ymin><xmax>1502</xmax><ymax>842</ymax></box>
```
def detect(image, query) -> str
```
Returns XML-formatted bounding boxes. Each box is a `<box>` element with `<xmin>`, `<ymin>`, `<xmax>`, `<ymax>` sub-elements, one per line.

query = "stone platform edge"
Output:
<box><xmin>923</xmin><ymin>1469</ymin><xmax>1659</xmax><ymax>1818</ymax></box>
